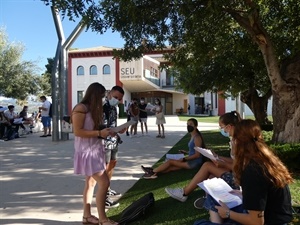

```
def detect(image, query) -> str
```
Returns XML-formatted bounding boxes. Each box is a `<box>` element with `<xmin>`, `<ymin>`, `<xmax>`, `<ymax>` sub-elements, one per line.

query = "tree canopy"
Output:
<box><xmin>0</xmin><ymin>28</ymin><xmax>42</xmax><ymax>101</ymax></box>
<box><xmin>0</xmin><ymin>28</ymin><xmax>52</xmax><ymax>102</ymax></box>
<box><xmin>41</xmin><ymin>0</ymin><xmax>300</xmax><ymax>143</ymax></box>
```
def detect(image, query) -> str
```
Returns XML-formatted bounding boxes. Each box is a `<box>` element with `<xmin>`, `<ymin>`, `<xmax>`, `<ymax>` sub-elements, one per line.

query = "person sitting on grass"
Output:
<box><xmin>165</xmin><ymin>111</ymin><xmax>241</xmax><ymax>208</ymax></box>
<box><xmin>203</xmin><ymin>119</ymin><xmax>293</xmax><ymax>225</ymax></box>
<box><xmin>141</xmin><ymin>118</ymin><xmax>206</xmax><ymax>179</ymax></box>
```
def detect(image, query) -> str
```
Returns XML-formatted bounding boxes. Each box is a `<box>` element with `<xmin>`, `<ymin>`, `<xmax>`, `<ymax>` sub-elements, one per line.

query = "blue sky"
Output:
<box><xmin>0</xmin><ymin>0</ymin><xmax>125</xmax><ymax>72</ymax></box>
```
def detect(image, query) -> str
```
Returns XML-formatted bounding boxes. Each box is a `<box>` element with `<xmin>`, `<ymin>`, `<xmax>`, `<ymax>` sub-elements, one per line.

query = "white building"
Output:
<box><xmin>67</xmin><ymin>46</ymin><xmax>272</xmax><ymax>117</ymax></box>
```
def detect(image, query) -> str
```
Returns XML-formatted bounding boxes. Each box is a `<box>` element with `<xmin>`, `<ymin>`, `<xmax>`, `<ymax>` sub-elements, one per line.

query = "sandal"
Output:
<box><xmin>99</xmin><ymin>219</ymin><xmax>119</xmax><ymax>225</ymax></box>
<box><xmin>83</xmin><ymin>215</ymin><xmax>99</xmax><ymax>225</ymax></box>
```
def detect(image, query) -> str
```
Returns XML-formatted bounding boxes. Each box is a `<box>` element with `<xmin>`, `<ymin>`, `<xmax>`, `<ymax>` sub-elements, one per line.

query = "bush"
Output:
<box><xmin>271</xmin><ymin>144</ymin><xmax>300</xmax><ymax>172</ymax></box>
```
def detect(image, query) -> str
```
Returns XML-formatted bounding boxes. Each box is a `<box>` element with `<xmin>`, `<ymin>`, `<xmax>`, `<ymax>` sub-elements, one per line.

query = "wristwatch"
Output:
<box><xmin>225</xmin><ymin>210</ymin><xmax>230</xmax><ymax>219</ymax></box>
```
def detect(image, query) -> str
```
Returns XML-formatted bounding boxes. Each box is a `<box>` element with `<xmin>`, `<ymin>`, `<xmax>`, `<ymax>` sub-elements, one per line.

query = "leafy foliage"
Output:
<box><xmin>0</xmin><ymin>28</ymin><xmax>41</xmax><ymax>100</ymax></box>
<box><xmin>40</xmin><ymin>0</ymin><xmax>300</xmax><ymax>142</ymax></box>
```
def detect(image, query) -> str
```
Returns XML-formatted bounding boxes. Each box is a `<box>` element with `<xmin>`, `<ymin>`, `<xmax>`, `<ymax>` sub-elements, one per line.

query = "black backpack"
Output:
<box><xmin>6</xmin><ymin>127</ymin><xmax>19</xmax><ymax>140</ymax></box>
<box><xmin>119</xmin><ymin>192</ymin><xmax>155</xmax><ymax>225</ymax></box>
<box><xmin>49</xmin><ymin>103</ymin><xmax>52</xmax><ymax>118</ymax></box>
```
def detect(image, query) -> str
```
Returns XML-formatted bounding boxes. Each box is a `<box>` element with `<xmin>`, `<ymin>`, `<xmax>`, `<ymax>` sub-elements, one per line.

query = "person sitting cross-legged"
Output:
<box><xmin>141</xmin><ymin>118</ymin><xmax>205</xmax><ymax>179</ymax></box>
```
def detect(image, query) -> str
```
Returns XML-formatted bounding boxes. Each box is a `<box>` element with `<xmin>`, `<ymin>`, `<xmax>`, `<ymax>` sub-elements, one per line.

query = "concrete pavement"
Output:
<box><xmin>0</xmin><ymin>116</ymin><xmax>218</xmax><ymax>225</ymax></box>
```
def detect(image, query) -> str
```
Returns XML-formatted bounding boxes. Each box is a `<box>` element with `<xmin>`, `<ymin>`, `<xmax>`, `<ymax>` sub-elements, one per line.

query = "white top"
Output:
<box><xmin>4</xmin><ymin>110</ymin><xmax>17</xmax><ymax>120</ymax></box>
<box><xmin>41</xmin><ymin>100</ymin><xmax>51</xmax><ymax>117</ymax></box>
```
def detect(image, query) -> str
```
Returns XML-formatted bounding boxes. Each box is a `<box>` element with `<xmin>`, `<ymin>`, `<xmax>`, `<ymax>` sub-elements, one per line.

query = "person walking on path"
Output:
<box><xmin>72</xmin><ymin>82</ymin><xmax>118</xmax><ymax>225</ymax></box>
<box><xmin>38</xmin><ymin>96</ymin><xmax>51</xmax><ymax>137</ymax></box>
<box><xmin>138</xmin><ymin>97</ymin><xmax>148</xmax><ymax>136</ymax></box>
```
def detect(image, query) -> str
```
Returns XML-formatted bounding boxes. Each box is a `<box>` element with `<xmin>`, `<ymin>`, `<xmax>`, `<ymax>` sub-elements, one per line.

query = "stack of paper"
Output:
<box><xmin>198</xmin><ymin>177</ymin><xmax>242</xmax><ymax>208</ymax></box>
<box><xmin>165</xmin><ymin>153</ymin><xmax>184</xmax><ymax>161</ymax></box>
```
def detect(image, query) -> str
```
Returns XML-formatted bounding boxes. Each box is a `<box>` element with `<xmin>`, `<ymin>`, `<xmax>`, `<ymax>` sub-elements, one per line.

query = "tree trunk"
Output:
<box><xmin>229</xmin><ymin>6</ymin><xmax>300</xmax><ymax>143</ymax></box>
<box><xmin>272</xmin><ymin>55</ymin><xmax>300</xmax><ymax>143</ymax></box>
<box><xmin>241</xmin><ymin>89</ymin><xmax>272</xmax><ymax>125</ymax></box>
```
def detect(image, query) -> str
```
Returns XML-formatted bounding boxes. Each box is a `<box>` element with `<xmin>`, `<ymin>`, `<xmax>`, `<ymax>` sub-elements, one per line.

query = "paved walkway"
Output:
<box><xmin>0</xmin><ymin>116</ymin><xmax>218</xmax><ymax>225</ymax></box>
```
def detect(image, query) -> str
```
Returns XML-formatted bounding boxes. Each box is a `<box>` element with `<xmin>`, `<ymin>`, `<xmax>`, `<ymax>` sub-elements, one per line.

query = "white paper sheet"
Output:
<box><xmin>111</xmin><ymin>120</ymin><xmax>136</xmax><ymax>133</ymax></box>
<box><xmin>198</xmin><ymin>177</ymin><xmax>242</xmax><ymax>208</ymax></box>
<box><xmin>165</xmin><ymin>153</ymin><xmax>184</xmax><ymax>161</ymax></box>
<box><xmin>194</xmin><ymin>147</ymin><xmax>218</xmax><ymax>161</ymax></box>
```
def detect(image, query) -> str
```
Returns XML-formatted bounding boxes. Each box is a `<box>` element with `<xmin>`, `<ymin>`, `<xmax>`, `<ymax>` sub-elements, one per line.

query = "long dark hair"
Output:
<box><xmin>188</xmin><ymin>118</ymin><xmax>206</xmax><ymax>148</ymax></box>
<box><xmin>80</xmin><ymin>82</ymin><xmax>106</xmax><ymax>130</ymax></box>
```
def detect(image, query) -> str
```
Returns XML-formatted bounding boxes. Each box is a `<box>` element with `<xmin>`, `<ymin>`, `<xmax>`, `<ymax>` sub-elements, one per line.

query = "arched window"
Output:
<box><xmin>77</xmin><ymin>66</ymin><xmax>84</xmax><ymax>76</ymax></box>
<box><xmin>103</xmin><ymin>64</ymin><xmax>111</xmax><ymax>74</ymax></box>
<box><xmin>90</xmin><ymin>65</ymin><xmax>98</xmax><ymax>75</ymax></box>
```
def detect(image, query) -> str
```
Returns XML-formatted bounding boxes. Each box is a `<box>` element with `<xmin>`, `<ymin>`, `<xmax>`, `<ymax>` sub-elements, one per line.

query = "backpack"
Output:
<box><xmin>6</xmin><ymin>127</ymin><xmax>19</xmax><ymax>140</ymax></box>
<box><xmin>119</xmin><ymin>192</ymin><xmax>155</xmax><ymax>225</ymax></box>
<box><xmin>49</xmin><ymin>103</ymin><xmax>52</xmax><ymax>118</ymax></box>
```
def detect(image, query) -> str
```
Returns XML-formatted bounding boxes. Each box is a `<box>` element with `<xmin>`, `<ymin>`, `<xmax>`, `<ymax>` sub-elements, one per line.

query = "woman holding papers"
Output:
<box><xmin>208</xmin><ymin>120</ymin><xmax>293</xmax><ymax>225</ymax></box>
<box><xmin>141</xmin><ymin>118</ymin><xmax>206</xmax><ymax>179</ymax></box>
<box><xmin>165</xmin><ymin>111</ymin><xmax>241</xmax><ymax>204</ymax></box>
<box><xmin>72</xmin><ymin>83</ymin><xmax>118</xmax><ymax>225</ymax></box>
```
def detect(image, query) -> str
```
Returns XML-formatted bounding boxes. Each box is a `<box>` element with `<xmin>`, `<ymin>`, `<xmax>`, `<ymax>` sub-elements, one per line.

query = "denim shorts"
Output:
<box><xmin>105</xmin><ymin>147</ymin><xmax>118</xmax><ymax>163</ymax></box>
<box><xmin>187</xmin><ymin>159</ymin><xmax>203</xmax><ymax>169</ymax></box>
<box><xmin>41</xmin><ymin>116</ymin><xmax>51</xmax><ymax>127</ymax></box>
<box><xmin>203</xmin><ymin>195</ymin><xmax>244</xmax><ymax>225</ymax></box>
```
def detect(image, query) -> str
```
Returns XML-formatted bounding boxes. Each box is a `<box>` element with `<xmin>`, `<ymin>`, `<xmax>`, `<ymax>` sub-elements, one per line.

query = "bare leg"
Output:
<box><xmin>183</xmin><ymin>161</ymin><xmax>229</xmax><ymax>195</ymax></box>
<box><xmin>161</xmin><ymin>124</ymin><xmax>165</xmax><ymax>136</ymax></box>
<box><xmin>92</xmin><ymin>171</ymin><xmax>110</xmax><ymax>222</ymax></box>
<box><xmin>157</xmin><ymin>125</ymin><xmax>161</xmax><ymax>136</ymax></box>
<box><xmin>209</xmin><ymin>210</ymin><xmax>223</xmax><ymax>223</ymax></box>
<box><xmin>153</xmin><ymin>160</ymin><xmax>190</xmax><ymax>174</ymax></box>
<box><xmin>83</xmin><ymin>176</ymin><xmax>97</xmax><ymax>218</ymax></box>
<box><xmin>140</xmin><ymin>122</ymin><xmax>144</xmax><ymax>134</ymax></box>
<box><xmin>144</xmin><ymin>122</ymin><xmax>148</xmax><ymax>133</ymax></box>
<box><xmin>106</xmin><ymin>160</ymin><xmax>117</xmax><ymax>181</ymax></box>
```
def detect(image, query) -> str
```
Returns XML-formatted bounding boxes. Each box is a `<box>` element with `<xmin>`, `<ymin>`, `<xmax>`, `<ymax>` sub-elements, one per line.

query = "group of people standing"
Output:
<box><xmin>125</xmin><ymin>97</ymin><xmax>166</xmax><ymax>138</ymax></box>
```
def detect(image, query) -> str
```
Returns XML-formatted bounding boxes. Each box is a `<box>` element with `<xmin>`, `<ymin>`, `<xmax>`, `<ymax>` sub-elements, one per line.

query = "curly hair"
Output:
<box><xmin>233</xmin><ymin>119</ymin><xmax>293</xmax><ymax>188</ymax></box>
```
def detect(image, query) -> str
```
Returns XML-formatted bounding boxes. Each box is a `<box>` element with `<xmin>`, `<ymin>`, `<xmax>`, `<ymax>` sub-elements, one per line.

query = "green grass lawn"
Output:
<box><xmin>107</xmin><ymin>128</ymin><xmax>300</xmax><ymax>225</ymax></box>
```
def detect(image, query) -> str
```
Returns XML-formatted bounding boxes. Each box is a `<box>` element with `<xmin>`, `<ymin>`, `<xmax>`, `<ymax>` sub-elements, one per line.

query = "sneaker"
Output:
<box><xmin>107</xmin><ymin>188</ymin><xmax>122</xmax><ymax>197</ymax></box>
<box><xmin>105</xmin><ymin>198</ymin><xmax>120</xmax><ymax>209</ymax></box>
<box><xmin>143</xmin><ymin>171</ymin><xmax>157</xmax><ymax>179</ymax></box>
<box><xmin>165</xmin><ymin>188</ymin><xmax>187</xmax><ymax>202</ymax></box>
<box><xmin>141</xmin><ymin>165</ymin><xmax>153</xmax><ymax>174</ymax></box>
<box><xmin>194</xmin><ymin>196</ymin><xmax>206</xmax><ymax>209</ymax></box>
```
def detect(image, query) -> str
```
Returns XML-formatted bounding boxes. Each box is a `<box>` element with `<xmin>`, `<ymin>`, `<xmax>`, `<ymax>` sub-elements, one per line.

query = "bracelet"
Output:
<box><xmin>225</xmin><ymin>210</ymin><xmax>230</xmax><ymax>219</ymax></box>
